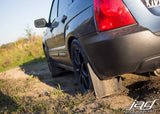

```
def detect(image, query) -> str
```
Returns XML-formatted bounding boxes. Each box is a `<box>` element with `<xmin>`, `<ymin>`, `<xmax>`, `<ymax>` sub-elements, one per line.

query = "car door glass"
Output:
<box><xmin>58</xmin><ymin>0</ymin><xmax>72</xmax><ymax>16</ymax></box>
<box><xmin>50</xmin><ymin>0</ymin><xmax>58</xmax><ymax>23</ymax></box>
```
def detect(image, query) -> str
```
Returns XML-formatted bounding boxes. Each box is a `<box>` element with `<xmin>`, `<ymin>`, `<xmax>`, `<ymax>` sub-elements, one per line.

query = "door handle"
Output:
<box><xmin>61</xmin><ymin>15</ymin><xmax>67</xmax><ymax>23</ymax></box>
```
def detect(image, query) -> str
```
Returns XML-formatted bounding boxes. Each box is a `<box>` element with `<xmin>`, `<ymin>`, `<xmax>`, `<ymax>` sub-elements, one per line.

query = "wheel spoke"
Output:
<box><xmin>80</xmin><ymin>74</ymin><xmax>83</xmax><ymax>83</ymax></box>
<box><xmin>81</xmin><ymin>62</ymin><xmax>89</xmax><ymax>78</ymax></box>
<box><xmin>78</xmin><ymin>51</ymin><xmax>84</xmax><ymax>65</ymax></box>
<box><xmin>81</xmin><ymin>74</ymin><xmax>90</xmax><ymax>89</ymax></box>
<box><xmin>74</xmin><ymin>49</ymin><xmax>81</xmax><ymax>66</ymax></box>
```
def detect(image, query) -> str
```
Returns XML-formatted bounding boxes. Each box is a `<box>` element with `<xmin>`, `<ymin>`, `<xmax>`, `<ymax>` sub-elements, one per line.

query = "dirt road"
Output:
<box><xmin>0</xmin><ymin>61</ymin><xmax>160</xmax><ymax>113</ymax></box>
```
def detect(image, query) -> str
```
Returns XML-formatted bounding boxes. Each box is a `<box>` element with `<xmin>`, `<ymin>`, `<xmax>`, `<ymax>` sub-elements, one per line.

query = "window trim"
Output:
<box><xmin>48</xmin><ymin>0</ymin><xmax>73</xmax><ymax>25</ymax></box>
<box><xmin>48</xmin><ymin>0</ymin><xmax>59</xmax><ymax>24</ymax></box>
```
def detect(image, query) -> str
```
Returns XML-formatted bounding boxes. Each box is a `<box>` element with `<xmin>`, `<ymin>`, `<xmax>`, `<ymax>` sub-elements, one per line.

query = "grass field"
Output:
<box><xmin>0</xmin><ymin>35</ymin><xmax>45</xmax><ymax>72</ymax></box>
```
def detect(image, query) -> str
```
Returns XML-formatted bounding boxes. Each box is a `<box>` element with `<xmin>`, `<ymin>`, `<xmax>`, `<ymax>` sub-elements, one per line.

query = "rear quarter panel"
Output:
<box><xmin>64</xmin><ymin>0</ymin><xmax>97</xmax><ymax>49</ymax></box>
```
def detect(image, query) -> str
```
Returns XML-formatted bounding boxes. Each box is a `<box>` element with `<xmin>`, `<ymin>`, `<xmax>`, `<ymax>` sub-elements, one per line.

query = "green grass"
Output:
<box><xmin>0</xmin><ymin>35</ymin><xmax>45</xmax><ymax>72</ymax></box>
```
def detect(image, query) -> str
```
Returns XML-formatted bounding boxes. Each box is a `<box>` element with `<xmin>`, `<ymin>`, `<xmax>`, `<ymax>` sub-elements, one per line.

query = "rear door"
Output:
<box><xmin>46</xmin><ymin>0</ymin><xmax>59</xmax><ymax>56</ymax></box>
<box><xmin>123</xmin><ymin>0</ymin><xmax>160</xmax><ymax>33</ymax></box>
<box><xmin>46</xmin><ymin>0</ymin><xmax>72</xmax><ymax>63</ymax></box>
<box><xmin>55</xmin><ymin>0</ymin><xmax>72</xmax><ymax>59</ymax></box>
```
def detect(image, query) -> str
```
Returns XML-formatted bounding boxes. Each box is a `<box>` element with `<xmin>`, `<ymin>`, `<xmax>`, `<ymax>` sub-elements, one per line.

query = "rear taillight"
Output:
<box><xmin>94</xmin><ymin>0</ymin><xmax>136</xmax><ymax>31</ymax></box>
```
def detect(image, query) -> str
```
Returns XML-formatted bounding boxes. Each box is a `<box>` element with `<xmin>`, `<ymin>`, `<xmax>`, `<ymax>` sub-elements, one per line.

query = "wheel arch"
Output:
<box><xmin>67</xmin><ymin>36</ymin><xmax>77</xmax><ymax>56</ymax></box>
<box><xmin>42</xmin><ymin>41</ymin><xmax>49</xmax><ymax>56</ymax></box>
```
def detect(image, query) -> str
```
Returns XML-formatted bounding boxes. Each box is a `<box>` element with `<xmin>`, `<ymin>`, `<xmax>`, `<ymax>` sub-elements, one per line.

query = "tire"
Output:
<box><xmin>44</xmin><ymin>46</ymin><xmax>64</xmax><ymax>77</ymax></box>
<box><xmin>71</xmin><ymin>39</ymin><xmax>93</xmax><ymax>93</ymax></box>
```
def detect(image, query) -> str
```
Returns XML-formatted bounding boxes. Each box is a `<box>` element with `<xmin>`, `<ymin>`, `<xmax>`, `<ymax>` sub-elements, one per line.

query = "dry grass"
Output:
<box><xmin>0</xmin><ymin>74</ymin><xmax>125</xmax><ymax>113</ymax></box>
<box><xmin>0</xmin><ymin>35</ymin><xmax>45</xmax><ymax>72</ymax></box>
<box><xmin>0</xmin><ymin>76</ymin><xmax>97</xmax><ymax>113</ymax></box>
<box><xmin>1</xmin><ymin>64</ymin><xmax>160</xmax><ymax>113</ymax></box>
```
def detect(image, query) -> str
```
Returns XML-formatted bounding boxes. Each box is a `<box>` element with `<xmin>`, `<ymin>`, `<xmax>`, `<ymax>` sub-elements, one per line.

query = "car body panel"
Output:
<box><xmin>65</xmin><ymin>5</ymin><xmax>97</xmax><ymax>49</ymax></box>
<box><xmin>79</xmin><ymin>25</ymin><xmax>160</xmax><ymax>79</ymax></box>
<box><xmin>123</xmin><ymin>0</ymin><xmax>160</xmax><ymax>32</ymax></box>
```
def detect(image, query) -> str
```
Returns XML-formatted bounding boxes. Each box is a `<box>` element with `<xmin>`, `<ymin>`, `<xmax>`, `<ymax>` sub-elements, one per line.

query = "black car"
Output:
<box><xmin>35</xmin><ymin>0</ymin><xmax>160</xmax><ymax>97</ymax></box>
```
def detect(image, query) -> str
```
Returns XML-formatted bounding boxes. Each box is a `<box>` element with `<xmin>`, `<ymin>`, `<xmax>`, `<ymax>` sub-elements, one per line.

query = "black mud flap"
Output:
<box><xmin>87</xmin><ymin>63</ymin><xmax>123</xmax><ymax>98</ymax></box>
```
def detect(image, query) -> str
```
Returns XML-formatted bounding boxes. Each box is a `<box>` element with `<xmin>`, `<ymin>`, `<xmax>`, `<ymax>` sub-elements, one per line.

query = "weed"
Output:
<box><xmin>21</xmin><ymin>90</ymin><xmax>27</xmax><ymax>93</ymax></box>
<box><xmin>51</xmin><ymin>87</ymin><xmax>64</xmax><ymax>96</ymax></box>
<box><xmin>26</xmin><ymin>75</ymin><xmax>35</xmax><ymax>81</ymax></box>
<box><xmin>33</xmin><ymin>103</ymin><xmax>47</xmax><ymax>111</ymax></box>
<box><xmin>0</xmin><ymin>110</ymin><xmax>3</xmax><ymax>114</ymax></box>
<box><xmin>112</xmin><ymin>108</ymin><xmax>125</xmax><ymax>114</ymax></box>
<box><xmin>0</xmin><ymin>80</ymin><xmax>3</xmax><ymax>86</ymax></box>
<box><xmin>13</xmin><ymin>96</ymin><xmax>20</xmax><ymax>102</ymax></box>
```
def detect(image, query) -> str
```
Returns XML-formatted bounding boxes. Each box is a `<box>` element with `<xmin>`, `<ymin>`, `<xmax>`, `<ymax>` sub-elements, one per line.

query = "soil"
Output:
<box><xmin>0</xmin><ymin>62</ymin><xmax>160</xmax><ymax>113</ymax></box>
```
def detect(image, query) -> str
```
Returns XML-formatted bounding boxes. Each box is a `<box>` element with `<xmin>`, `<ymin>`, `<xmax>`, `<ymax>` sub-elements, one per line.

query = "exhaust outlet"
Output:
<box><xmin>154</xmin><ymin>68</ymin><xmax>160</xmax><ymax>77</ymax></box>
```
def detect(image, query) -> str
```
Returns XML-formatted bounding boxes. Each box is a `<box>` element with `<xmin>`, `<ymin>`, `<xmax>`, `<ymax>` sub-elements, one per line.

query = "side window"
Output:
<box><xmin>58</xmin><ymin>0</ymin><xmax>72</xmax><ymax>16</ymax></box>
<box><xmin>50</xmin><ymin>0</ymin><xmax>58</xmax><ymax>23</ymax></box>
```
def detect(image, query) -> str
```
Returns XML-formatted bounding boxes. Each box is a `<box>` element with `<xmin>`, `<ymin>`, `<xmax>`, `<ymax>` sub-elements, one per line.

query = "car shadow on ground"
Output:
<box><xmin>0</xmin><ymin>90</ymin><xmax>18</xmax><ymax>112</ymax></box>
<box><xmin>126</xmin><ymin>80</ymin><xmax>159</xmax><ymax>101</ymax></box>
<box><xmin>20</xmin><ymin>57</ymin><xmax>80</xmax><ymax>95</ymax></box>
<box><xmin>20</xmin><ymin>58</ymin><xmax>160</xmax><ymax>103</ymax></box>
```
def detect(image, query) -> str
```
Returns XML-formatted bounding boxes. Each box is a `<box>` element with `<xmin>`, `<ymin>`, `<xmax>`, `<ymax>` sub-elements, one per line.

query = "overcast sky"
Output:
<box><xmin>0</xmin><ymin>0</ymin><xmax>53</xmax><ymax>45</ymax></box>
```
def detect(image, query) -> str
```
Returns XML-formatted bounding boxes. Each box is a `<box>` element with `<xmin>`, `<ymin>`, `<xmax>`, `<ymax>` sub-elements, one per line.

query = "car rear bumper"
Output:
<box><xmin>79</xmin><ymin>25</ymin><xmax>160</xmax><ymax>80</ymax></box>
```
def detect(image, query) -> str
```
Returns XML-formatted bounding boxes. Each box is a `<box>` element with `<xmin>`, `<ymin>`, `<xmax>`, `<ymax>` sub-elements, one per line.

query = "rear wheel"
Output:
<box><xmin>71</xmin><ymin>39</ymin><xmax>93</xmax><ymax>93</ymax></box>
<box><xmin>44</xmin><ymin>46</ymin><xmax>64</xmax><ymax>77</ymax></box>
